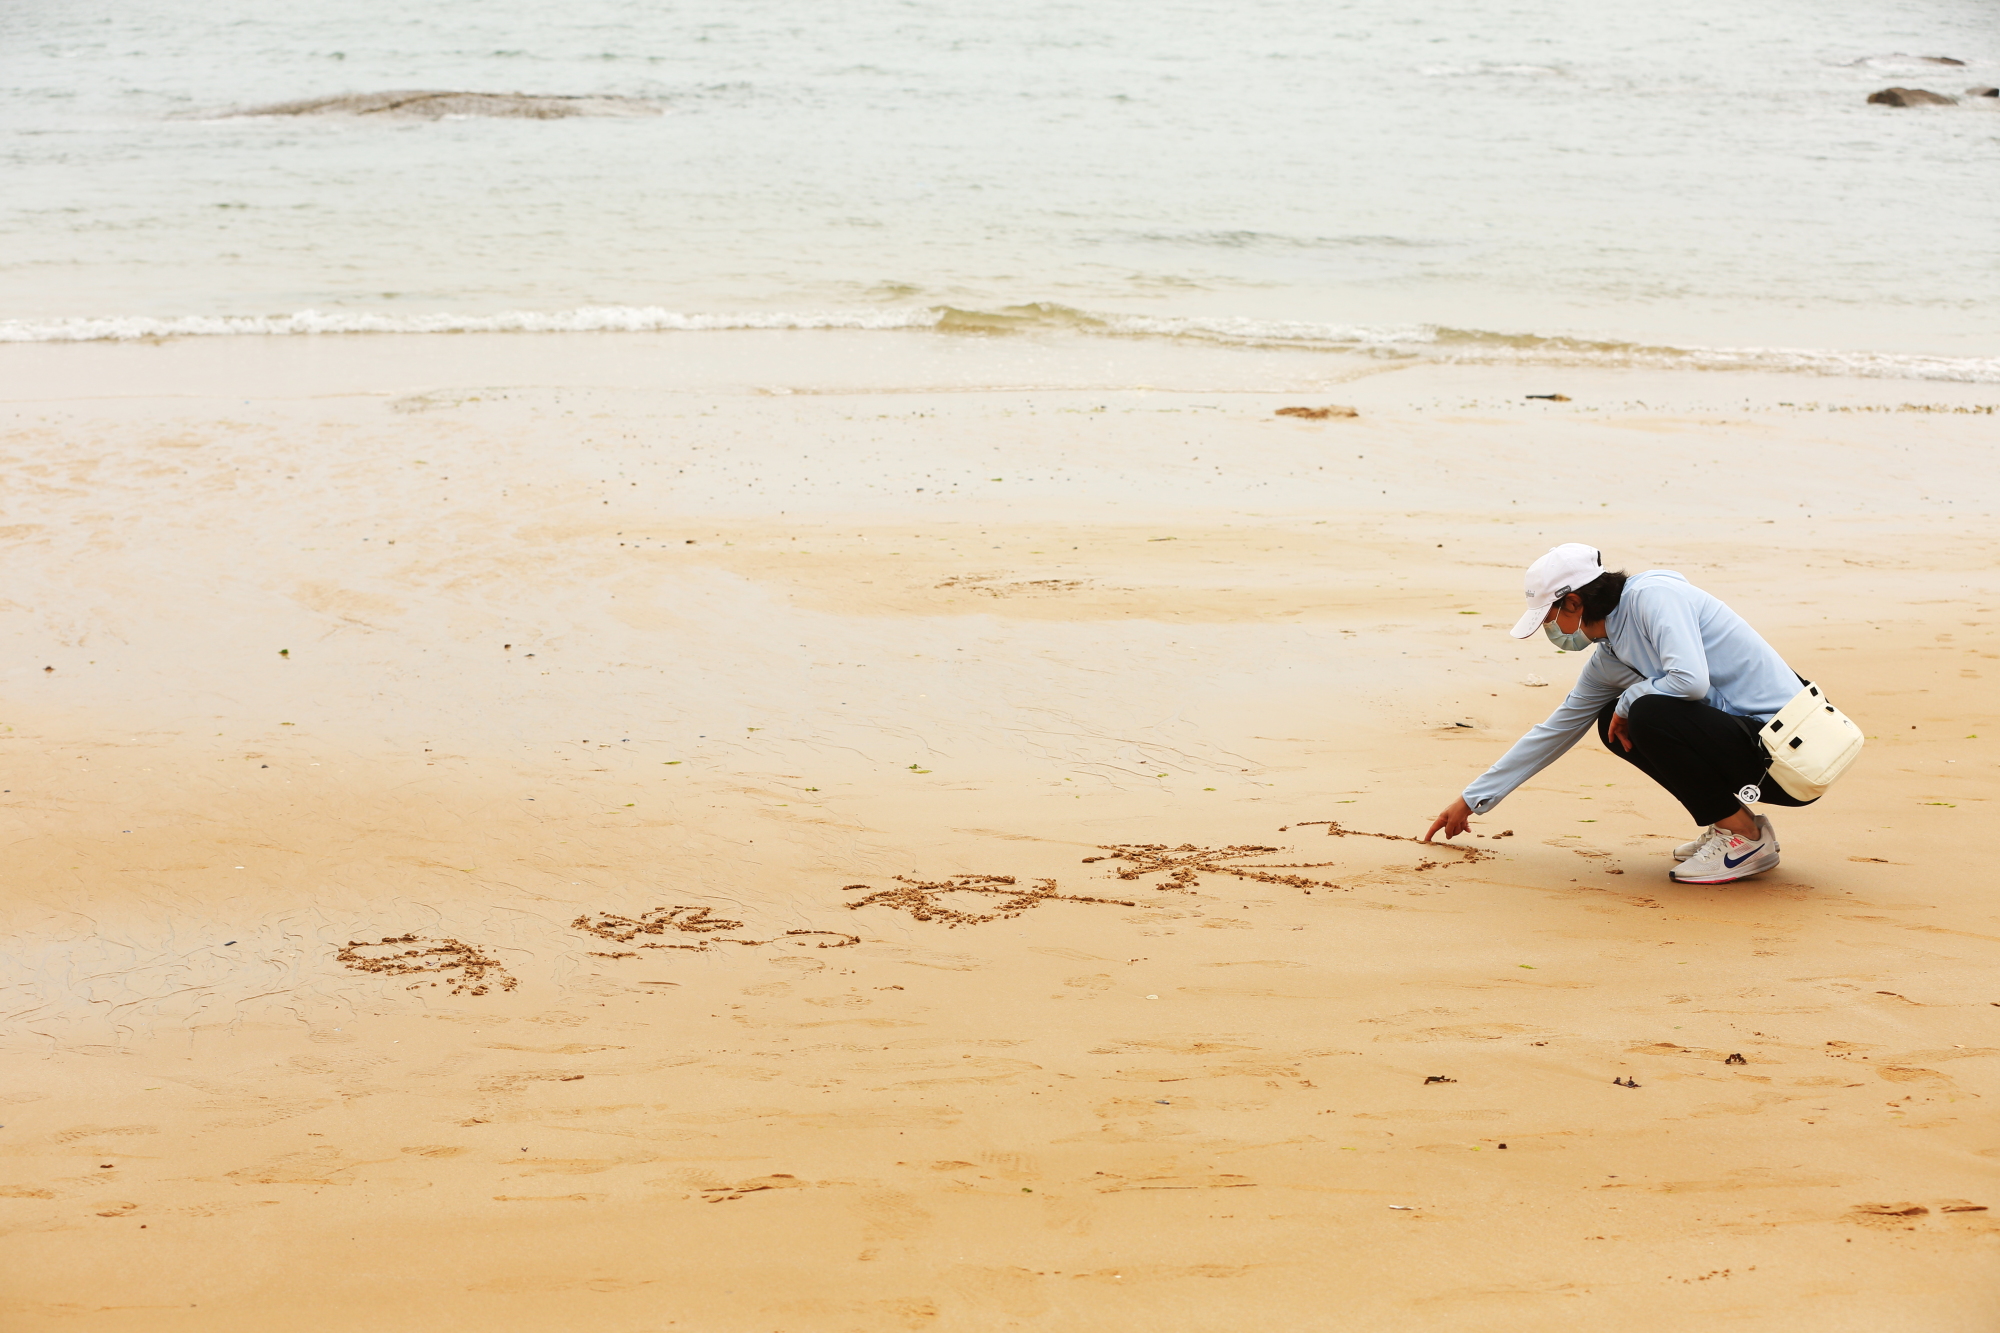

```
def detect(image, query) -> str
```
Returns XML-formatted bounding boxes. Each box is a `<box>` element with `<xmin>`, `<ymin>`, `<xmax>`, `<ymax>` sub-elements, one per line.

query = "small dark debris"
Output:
<box><xmin>1497</xmin><ymin>1143</ymin><xmax>1508</xmax><ymax>1149</ymax></box>
<box><xmin>1424</xmin><ymin>1075</ymin><xmax>1457</xmax><ymax>1085</ymax></box>
<box><xmin>1724</xmin><ymin>1052</ymin><xmax>1748</xmax><ymax>1065</ymax></box>
<box><xmin>1525</xmin><ymin>393</ymin><xmax>1571</xmax><ymax>402</ymax></box>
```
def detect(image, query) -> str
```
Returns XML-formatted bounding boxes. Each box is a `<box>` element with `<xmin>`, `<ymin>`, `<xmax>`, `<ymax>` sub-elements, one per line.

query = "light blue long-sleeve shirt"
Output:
<box><xmin>1463</xmin><ymin>571</ymin><xmax>1800</xmax><ymax>814</ymax></box>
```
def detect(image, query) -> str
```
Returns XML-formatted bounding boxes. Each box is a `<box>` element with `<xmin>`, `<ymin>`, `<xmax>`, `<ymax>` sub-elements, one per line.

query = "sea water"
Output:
<box><xmin>1</xmin><ymin>0</ymin><xmax>1995</xmax><ymax>379</ymax></box>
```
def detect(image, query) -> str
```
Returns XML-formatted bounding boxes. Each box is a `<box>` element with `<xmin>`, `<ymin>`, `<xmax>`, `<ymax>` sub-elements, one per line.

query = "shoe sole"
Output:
<box><xmin>1670</xmin><ymin>861</ymin><xmax>1778</xmax><ymax>884</ymax></box>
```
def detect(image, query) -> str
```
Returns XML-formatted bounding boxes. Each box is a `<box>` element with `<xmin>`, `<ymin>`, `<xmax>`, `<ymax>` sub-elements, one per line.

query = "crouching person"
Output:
<box><xmin>1425</xmin><ymin>543</ymin><xmax>1815</xmax><ymax>884</ymax></box>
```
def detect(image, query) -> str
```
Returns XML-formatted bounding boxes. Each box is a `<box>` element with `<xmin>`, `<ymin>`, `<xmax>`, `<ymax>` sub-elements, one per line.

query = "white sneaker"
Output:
<box><xmin>1673</xmin><ymin>826</ymin><xmax>1726</xmax><ymax>861</ymax></box>
<box><xmin>1670</xmin><ymin>819</ymin><xmax>1780</xmax><ymax>884</ymax></box>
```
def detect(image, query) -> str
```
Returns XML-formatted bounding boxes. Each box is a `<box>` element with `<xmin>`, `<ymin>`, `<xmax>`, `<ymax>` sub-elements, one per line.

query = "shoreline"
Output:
<box><xmin>7</xmin><ymin>322</ymin><xmax>2000</xmax><ymax>390</ymax></box>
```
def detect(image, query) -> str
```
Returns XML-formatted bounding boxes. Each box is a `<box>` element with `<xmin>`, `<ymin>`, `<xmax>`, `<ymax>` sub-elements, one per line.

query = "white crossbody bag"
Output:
<box><xmin>1759</xmin><ymin>680</ymin><xmax>1864</xmax><ymax>801</ymax></box>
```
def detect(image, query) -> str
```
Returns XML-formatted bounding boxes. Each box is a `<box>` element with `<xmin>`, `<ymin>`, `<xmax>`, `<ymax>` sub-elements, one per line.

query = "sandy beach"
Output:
<box><xmin>3</xmin><ymin>331</ymin><xmax>1998</xmax><ymax>1331</ymax></box>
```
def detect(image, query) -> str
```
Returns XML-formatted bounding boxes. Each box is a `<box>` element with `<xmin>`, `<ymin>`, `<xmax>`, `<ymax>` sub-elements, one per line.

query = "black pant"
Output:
<box><xmin>1596</xmin><ymin>694</ymin><xmax>1816</xmax><ymax>827</ymax></box>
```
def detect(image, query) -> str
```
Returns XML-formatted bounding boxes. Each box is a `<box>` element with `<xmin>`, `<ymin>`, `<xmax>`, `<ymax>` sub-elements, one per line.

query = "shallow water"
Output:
<box><xmin>2</xmin><ymin>0</ymin><xmax>1996</xmax><ymax>375</ymax></box>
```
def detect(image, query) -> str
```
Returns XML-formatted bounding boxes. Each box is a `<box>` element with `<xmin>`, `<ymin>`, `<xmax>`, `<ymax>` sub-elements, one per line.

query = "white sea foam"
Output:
<box><xmin>1102</xmin><ymin>315</ymin><xmax>2000</xmax><ymax>382</ymax></box>
<box><xmin>5</xmin><ymin>303</ymin><xmax>1996</xmax><ymax>384</ymax></box>
<box><xmin>0</xmin><ymin>306</ymin><xmax>944</xmax><ymax>343</ymax></box>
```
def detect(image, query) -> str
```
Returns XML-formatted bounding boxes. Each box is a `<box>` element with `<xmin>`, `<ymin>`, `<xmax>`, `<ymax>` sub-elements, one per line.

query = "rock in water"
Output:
<box><xmin>230</xmin><ymin>91</ymin><xmax>663</xmax><ymax>120</ymax></box>
<box><xmin>1866</xmin><ymin>87</ymin><xmax>1958</xmax><ymax>107</ymax></box>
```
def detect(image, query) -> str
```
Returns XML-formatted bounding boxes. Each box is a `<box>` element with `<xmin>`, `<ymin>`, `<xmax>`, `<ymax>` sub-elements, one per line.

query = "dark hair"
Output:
<box><xmin>1573</xmin><ymin>570</ymin><xmax>1627</xmax><ymax>622</ymax></box>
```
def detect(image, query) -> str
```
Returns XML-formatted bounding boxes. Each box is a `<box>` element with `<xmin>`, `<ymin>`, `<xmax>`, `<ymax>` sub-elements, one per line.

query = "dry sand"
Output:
<box><xmin>2</xmin><ymin>331</ymin><xmax>1997</xmax><ymax>1331</ymax></box>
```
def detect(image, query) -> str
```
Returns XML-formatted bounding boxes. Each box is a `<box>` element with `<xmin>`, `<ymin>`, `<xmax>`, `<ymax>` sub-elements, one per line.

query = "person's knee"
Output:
<box><xmin>1597</xmin><ymin>703</ymin><xmax>1644</xmax><ymax>760</ymax></box>
<box><xmin>1617</xmin><ymin>693</ymin><xmax>1697</xmax><ymax>757</ymax></box>
<box><xmin>1625</xmin><ymin>693</ymin><xmax>1684</xmax><ymax>736</ymax></box>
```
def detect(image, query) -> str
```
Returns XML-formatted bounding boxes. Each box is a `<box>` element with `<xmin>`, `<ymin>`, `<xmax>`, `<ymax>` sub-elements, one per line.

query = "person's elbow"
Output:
<box><xmin>1662</xmin><ymin>668</ymin><xmax>1710</xmax><ymax>701</ymax></box>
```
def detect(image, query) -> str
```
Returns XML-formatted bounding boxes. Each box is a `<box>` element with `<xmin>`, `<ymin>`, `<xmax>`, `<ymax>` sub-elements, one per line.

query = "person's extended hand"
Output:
<box><xmin>1424</xmin><ymin>796</ymin><xmax>1473</xmax><ymax>842</ymax></box>
<box><xmin>1606</xmin><ymin>711</ymin><xmax>1634</xmax><ymax>753</ymax></box>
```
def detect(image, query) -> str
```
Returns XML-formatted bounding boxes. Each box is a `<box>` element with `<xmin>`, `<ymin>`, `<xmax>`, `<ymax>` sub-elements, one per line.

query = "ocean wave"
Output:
<box><xmin>216</xmin><ymin>91</ymin><xmax>666</xmax><ymax>121</ymax></box>
<box><xmin>1411</xmin><ymin>325</ymin><xmax>2000</xmax><ymax>382</ymax></box>
<box><xmin>1117</xmin><ymin>229</ymin><xmax>1443</xmax><ymax>251</ymax></box>
<box><xmin>1418</xmin><ymin>62</ymin><xmax>1565</xmax><ymax>78</ymax></box>
<box><xmin>4</xmin><ymin>303</ymin><xmax>1996</xmax><ymax>383</ymax></box>
<box><xmin>1089</xmin><ymin>312</ymin><xmax>2000</xmax><ymax>382</ymax></box>
<box><xmin>0</xmin><ymin>306</ymin><xmax>943</xmax><ymax>342</ymax></box>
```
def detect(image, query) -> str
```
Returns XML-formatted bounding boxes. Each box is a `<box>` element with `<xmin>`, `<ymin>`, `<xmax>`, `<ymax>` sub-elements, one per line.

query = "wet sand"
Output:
<box><xmin>3</xmin><ymin>332</ymin><xmax>1997</xmax><ymax>1331</ymax></box>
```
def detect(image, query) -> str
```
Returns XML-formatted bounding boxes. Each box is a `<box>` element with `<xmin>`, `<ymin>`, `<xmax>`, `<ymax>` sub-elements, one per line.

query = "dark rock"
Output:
<box><xmin>1867</xmin><ymin>87</ymin><xmax>1958</xmax><ymax>107</ymax></box>
<box><xmin>229</xmin><ymin>91</ymin><xmax>662</xmax><ymax>120</ymax></box>
<box><xmin>1968</xmin><ymin>86</ymin><xmax>1999</xmax><ymax>98</ymax></box>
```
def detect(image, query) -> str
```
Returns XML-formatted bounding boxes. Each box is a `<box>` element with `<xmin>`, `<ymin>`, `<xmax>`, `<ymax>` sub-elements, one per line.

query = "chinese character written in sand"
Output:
<box><xmin>335</xmin><ymin>934</ymin><xmax>518</xmax><ymax>996</ymax></box>
<box><xmin>1087</xmin><ymin>823</ymin><xmax>1492</xmax><ymax>893</ymax></box>
<box><xmin>841</xmin><ymin>874</ymin><xmax>1137</xmax><ymax>928</ymax></box>
<box><xmin>1083</xmin><ymin>844</ymin><xmax>1347</xmax><ymax>892</ymax></box>
<box><xmin>570</xmin><ymin>905</ymin><xmax>858</xmax><ymax>956</ymax></box>
<box><xmin>1290</xmin><ymin>819</ymin><xmax>1495</xmax><ymax>872</ymax></box>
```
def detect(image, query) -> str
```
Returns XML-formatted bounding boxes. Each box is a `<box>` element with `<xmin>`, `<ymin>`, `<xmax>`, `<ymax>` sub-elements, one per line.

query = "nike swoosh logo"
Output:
<box><xmin>1723</xmin><ymin>848</ymin><xmax>1759</xmax><ymax>869</ymax></box>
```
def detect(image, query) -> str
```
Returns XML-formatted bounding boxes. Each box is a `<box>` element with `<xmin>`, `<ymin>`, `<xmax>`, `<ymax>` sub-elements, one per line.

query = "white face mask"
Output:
<box><xmin>1544</xmin><ymin>620</ymin><xmax>1593</xmax><ymax>652</ymax></box>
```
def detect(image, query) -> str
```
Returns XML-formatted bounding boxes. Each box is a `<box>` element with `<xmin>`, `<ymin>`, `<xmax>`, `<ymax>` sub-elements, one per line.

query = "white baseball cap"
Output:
<box><xmin>1508</xmin><ymin>543</ymin><xmax>1605</xmax><ymax>638</ymax></box>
